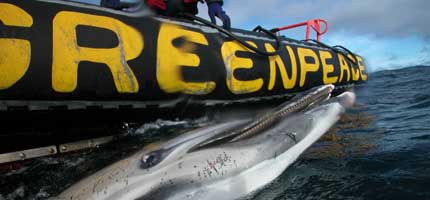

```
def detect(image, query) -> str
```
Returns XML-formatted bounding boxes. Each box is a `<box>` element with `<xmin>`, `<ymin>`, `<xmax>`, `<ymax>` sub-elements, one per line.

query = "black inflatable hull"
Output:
<box><xmin>0</xmin><ymin>0</ymin><xmax>367</xmax><ymax>111</ymax></box>
<box><xmin>0</xmin><ymin>1</ymin><xmax>367</xmax><ymax>154</ymax></box>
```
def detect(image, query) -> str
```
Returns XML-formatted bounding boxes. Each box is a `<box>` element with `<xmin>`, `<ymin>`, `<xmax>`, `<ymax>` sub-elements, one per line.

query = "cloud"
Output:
<box><xmin>418</xmin><ymin>44</ymin><xmax>430</xmax><ymax>65</ymax></box>
<box><xmin>326</xmin><ymin>0</ymin><xmax>430</xmax><ymax>38</ymax></box>
<box><xmin>224</xmin><ymin>0</ymin><xmax>430</xmax><ymax>38</ymax></box>
<box><xmin>324</xmin><ymin>33</ymin><xmax>428</xmax><ymax>71</ymax></box>
<box><xmin>420</xmin><ymin>45</ymin><xmax>430</xmax><ymax>54</ymax></box>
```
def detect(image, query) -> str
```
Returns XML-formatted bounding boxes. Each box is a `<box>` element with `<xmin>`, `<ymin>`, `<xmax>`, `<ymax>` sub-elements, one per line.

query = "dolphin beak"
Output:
<box><xmin>336</xmin><ymin>91</ymin><xmax>356</xmax><ymax>108</ymax></box>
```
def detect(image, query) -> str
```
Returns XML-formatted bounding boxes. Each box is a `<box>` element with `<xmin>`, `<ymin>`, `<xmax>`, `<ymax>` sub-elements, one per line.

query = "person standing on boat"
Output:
<box><xmin>101</xmin><ymin>0</ymin><xmax>143</xmax><ymax>11</ymax></box>
<box><xmin>145</xmin><ymin>0</ymin><xmax>167</xmax><ymax>14</ymax></box>
<box><xmin>205</xmin><ymin>0</ymin><xmax>231</xmax><ymax>29</ymax></box>
<box><xmin>183</xmin><ymin>0</ymin><xmax>203</xmax><ymax>16</ymax></box>
<box><xmin>100</xmin><ymin>0</ymin><xmax>122</xmax><ymax>9</ymax></box>
<box><xmin>164</xmin><ymin>0</ymin><xmax>203</xmax><ymax>16</ymax></box>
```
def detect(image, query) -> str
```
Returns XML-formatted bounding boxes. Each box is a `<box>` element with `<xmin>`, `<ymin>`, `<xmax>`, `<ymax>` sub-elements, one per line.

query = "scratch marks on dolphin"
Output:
<box><xmin>286</xmin><ymin>132</ymin><xmax>298</xmax><ymax>143</ymax></box>
<box><xmin>207</xmin><ymin>160</ymin><xmax>219</xmax><ymax>175</ymax></box>
<box><xmin>199</xmin><ymin>152</ymin><xmax>233</xmax><ymax>179</ymax></box>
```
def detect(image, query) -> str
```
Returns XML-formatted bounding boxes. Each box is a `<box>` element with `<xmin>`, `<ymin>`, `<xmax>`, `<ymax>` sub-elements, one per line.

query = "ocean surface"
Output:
<box><xmin>1</xmin><ymin>65</ymin><xmax>430</xmax><ymax>200</ymax></box>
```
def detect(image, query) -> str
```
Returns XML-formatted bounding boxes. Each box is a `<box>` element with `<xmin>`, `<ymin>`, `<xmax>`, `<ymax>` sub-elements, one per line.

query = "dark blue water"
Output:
<box><xmin>251</xmin><ymin>65</ymin><xmax>430</xmax><ymax>200</ymax></box>
<box><xmin>1</xmin><ymin>66</ymin><xmax>430</xmax><ymax>199</ymax></box>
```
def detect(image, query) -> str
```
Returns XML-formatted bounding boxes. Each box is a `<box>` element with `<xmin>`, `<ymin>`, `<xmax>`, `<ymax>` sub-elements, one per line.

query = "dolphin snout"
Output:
<box><xmin>337</xmin><ymin>92</ymin><xmax>356</xmax><ymax>108</ymax></box>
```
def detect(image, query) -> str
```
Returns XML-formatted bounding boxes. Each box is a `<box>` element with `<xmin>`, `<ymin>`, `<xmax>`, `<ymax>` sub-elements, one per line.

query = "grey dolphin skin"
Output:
<box><xmin>56</xmin><ymin>84</ymin><xmax>355</xmax><ymax>200</ymax></box>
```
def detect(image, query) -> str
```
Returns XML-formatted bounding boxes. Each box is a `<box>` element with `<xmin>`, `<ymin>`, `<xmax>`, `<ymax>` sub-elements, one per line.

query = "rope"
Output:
<box><xmin>178</xmin><ymin>14</ymin><xmax>357</xmax><ymax>64</ymax></box>
<box><xmin>179</xmin><ymin>13</ymin><xmax>282</xmax><ymax>56</ymax></box>
<box><xmin>304</xmin><ymin>39</ymin><xmax>358</xmax><ymax>65</ymax></box>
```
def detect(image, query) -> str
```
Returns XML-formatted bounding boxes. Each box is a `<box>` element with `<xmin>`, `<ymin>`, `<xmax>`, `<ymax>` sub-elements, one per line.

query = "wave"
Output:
<box><xmin>369</xmin><ymin>65</ymin><xmax>430</xmax><ymax>74</ymax></box>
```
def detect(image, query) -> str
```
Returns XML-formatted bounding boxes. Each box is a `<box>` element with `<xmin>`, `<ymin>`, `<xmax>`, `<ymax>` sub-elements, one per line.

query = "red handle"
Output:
<box><xmin>273</xmin><ymin>19</ymin><xmax>329</xmax><ymax>42</ymax></box>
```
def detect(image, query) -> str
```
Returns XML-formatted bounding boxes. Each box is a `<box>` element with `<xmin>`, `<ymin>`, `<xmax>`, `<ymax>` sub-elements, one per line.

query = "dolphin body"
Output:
<box><xmin>57</xmin><ymin>85</ymin><xmax>355</xmax><ymax>200</ymax></box>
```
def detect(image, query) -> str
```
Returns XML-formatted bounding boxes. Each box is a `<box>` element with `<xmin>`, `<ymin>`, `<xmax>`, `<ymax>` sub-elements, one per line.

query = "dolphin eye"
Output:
<box><xmin>141</xmin><ymin>150</ymin><xmax>163</xmax><ymax>169</ymax></box>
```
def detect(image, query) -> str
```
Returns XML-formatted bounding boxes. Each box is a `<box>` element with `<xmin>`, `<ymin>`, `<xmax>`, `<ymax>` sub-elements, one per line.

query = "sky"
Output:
<box><xmin>195</xmin><ymin>0</ymin><xmax>430</xmax><ymax>72</ymax></box>
<box><xmin>80</xmin><ymin>0</ymin><xmax>429</xmax><ymax>72</ymax></box>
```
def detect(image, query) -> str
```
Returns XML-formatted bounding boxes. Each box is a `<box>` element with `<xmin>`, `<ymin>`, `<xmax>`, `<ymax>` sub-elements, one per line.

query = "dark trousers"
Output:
<box><xmin>184</xmin><ymin>2</ymin><xmax>199</xmax><ymax>15</ymax></box>
<box><xmin>101</xmin><ymin>0</ymin><xmax>121</xmax><ymax>9</ymax></box>
<box><xmin>165</xmin><ymin>0</ymin><xmax>199</xmax><ymax>19</ymax></box>
<box><xmin>208</xmin><ymin>2</ymin><xmax>231</xmax><ymax>29</ymax></box>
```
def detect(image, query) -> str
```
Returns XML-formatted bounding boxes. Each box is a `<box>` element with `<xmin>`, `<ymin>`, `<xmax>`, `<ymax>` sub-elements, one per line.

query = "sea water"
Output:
<box><xmin>1</xmin><ymin>66</ymin><xmax>429</xmax><ymax>200</ymax></box>
<box><xmin>251</xmin><ymin>66</ymin><xmax>430</xmax><ymax>199</ymax></box>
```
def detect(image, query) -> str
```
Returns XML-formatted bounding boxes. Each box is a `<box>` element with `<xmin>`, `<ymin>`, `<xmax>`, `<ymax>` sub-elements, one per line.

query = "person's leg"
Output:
<box><xmin>101</xmin><ymin>0</ymin><xmax>121</xmax><ymax>9</ymax></box>
<box><xmin>207</xmin><ymin>3</ymin><xmax>218</xmax><ymax>24</ymax></box>
<box><xmin>166</xmin><ymin>0</ymin><xmax>184</xmax><ymax>16</ymax></box>
<box><xmin>212</xmin><ymin>4</ymin><xmax>230</xmax><ymax>29</ymax></box>
<box><xmin>219</xmin><ymin>11</ymin><xmax>231</xmax><ymax>29</ymax></box>
<box><xmin>184</xmin><ymin>2</ymin><xmax>199</xmax><ymax>15</ymax></box>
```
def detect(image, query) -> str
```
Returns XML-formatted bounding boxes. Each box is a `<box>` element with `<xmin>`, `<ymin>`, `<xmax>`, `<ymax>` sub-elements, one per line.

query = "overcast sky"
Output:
<box><xmin>196</xmin><ymin>0</ymin><xmax>430</xmax><ymax>72</ymax></box>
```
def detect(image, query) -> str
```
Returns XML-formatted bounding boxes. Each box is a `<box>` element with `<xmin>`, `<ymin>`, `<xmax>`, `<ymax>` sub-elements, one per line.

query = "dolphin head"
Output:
<box><xmin>57</xmin><ymin>85</ymin><xmax>355</xmax><ymax>200</ymax></box>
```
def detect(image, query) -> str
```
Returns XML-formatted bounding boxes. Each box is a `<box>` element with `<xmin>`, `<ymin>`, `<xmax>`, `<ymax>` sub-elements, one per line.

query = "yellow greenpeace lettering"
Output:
<box><xmin>298</xmin><ymin>48</ymin><xmax>320</xmax><ymax>87</ymax></box>
<box><xmin>338</xmin><ymin>54</ymin><xmax>351</xmax><ymax>82</ymax></box>
<box><xmin>356</xmin><ymin>56</ymin><xmax>368</xmax><ymax>81</ymax></box>
<box><xmin>265</xmin><ymin>44</ymin><xmax>297</xmax><ymax>90</ymax></box>
<box><xmin>52</xmin><ymin>11</ymin><xmax>143</xmax><ymax>93</ymax></box>
<box><xmin>319</xmin><ymin>50</ymin><xmax>338</xmax><ymax>84</ymax></box>
<box><xmin>0</xmin><ymin>3</ymin><xmax>33</xmax><ymax>26</ymax></box>
<box><xmin>350</xmin><ymin>65</ymin><xmax>361</xmax><ymax>81</ymax></box>
<box><xmin>348</xmin><ymin>54</ymin><xmax>361</xmax><ymax>81</ymax></box>
<box><xmin>0</xmin><ymin>3</ymin><xmax>32</xmax><ymax>90</ymax></box>
<box><xmin>221</xmin><ymin>41</ymin><xmax>263</xmax><ymax>94</ymax></box>
<box><xmin>157</xmin><ymin>23</ymin><xmax>215</xmax><ymax>95</ymax></box>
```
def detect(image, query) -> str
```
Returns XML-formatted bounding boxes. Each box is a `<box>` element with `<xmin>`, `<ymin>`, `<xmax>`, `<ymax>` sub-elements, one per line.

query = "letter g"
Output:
<box><xmin>0</xmin><ymin>3</ymin><xmax>32</xmax><ymax>90</ymax></box>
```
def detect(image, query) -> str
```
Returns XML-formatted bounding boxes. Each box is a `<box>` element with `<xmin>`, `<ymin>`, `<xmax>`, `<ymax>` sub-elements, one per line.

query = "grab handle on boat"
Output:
<box><xmin>271</xmin><ymin>19</ymin><xmax>329</xmax><ymax>42</ymax></box>
<box><xmin>305</xmin><ymin>39</ymin><xmax>358</xmax><ymax>66</ymax></box>
<box><xmin>180</xmin><ymin>13</ymin><xmax>282</xmax><ymax>57</ymax></box>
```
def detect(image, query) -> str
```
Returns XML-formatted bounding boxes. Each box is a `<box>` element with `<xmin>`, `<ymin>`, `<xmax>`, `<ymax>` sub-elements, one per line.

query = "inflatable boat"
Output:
<box><xmin>0</xmin><ymin>0</ymin><xmax>367</xmax><ymax>163</ymax></box>
<box><xmin>0</xmin><ymin>0</ymin><xmax>366</xmax><ymax>110</ymax></box>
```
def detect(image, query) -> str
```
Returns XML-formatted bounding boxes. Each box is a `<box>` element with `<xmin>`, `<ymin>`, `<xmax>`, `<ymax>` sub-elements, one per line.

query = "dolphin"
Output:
<box><xmin>56</xmin><ymin>84</ymin><xmax>355</xmax><ymax>200</ymax></box>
